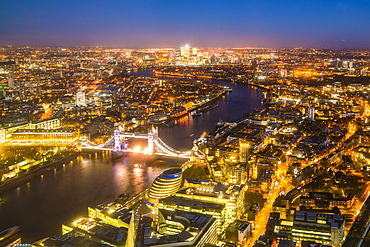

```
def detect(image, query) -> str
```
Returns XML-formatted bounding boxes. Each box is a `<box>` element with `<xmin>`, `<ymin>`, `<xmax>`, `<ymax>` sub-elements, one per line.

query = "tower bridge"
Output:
<box><xmin>81</xmin><ymin>127</ymin><xmax>194</xmax><ymax>159</ymax></box>
<box><xmin>3</xmin><ymin>124</ymin><xmax>203</xmax><ymax>159</ymax></box>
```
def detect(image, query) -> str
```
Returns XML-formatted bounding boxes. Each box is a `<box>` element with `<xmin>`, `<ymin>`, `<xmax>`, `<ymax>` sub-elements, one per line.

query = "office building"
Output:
<box><xmin>147</xmin><ymin>168</ymin><xmax>183</xmax><ymax>203</ymax></box>
<box><xmin>308</xmin><ymin>107</ymin><xmax>315</xmax><ymax>121</ymax></box>
<box><xmin>275</xmin><ymin>211</ymin><xmax>345</xmax><ymax>247</ymax></box>
<box><xmin>176</xmin><ymin>178</ymin><xmax>245</xmax><ymax>226</ymax></box>
<box><xmin>157</xmin><ymin>195</ymin><xmax>226</xmax><ymax>234</ymax></box>
<box><xmin>76</xmin><ymin>91</ymin><xmax>86</xmax><ymax>106</ymax></box>
<box><xmin>7</xmin><ymin>75</ymin><xmax>14</xmax><ymax>88</ymax></box>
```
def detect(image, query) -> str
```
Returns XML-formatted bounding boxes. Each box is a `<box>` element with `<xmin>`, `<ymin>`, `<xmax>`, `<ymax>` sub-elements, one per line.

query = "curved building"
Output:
<box><xmin>147</xmin><ymin>168</ymin><xmax>183</xmax><ymax>203</ymax></box>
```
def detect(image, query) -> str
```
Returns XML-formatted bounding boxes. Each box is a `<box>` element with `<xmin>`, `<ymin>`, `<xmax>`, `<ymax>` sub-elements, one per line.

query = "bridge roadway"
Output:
<box><xmin>119</xmin><ymin>132</ymin><xmax>150</xmax><ymax>139</ymax></box>
<box><xmin>82</xmin><ymin>131</ymin><xmax>193</xmax><ymax>159</ymax></box>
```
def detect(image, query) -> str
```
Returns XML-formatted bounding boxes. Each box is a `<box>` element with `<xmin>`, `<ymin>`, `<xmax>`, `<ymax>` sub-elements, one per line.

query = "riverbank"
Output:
<box><xmin>0</xmin><ymin>152</ymin><xmax>81</xmax><ymax>195</ymax></box>
<box><xmin>0</xmin><ymin>70</ymin><xmax>264</xmax><ymax>242</ymax></box>
<box><xmin>130</xmin><ymin>69</ymin><xmax>265</xmax><ymax>150</ymax></box>
<box><xmin>153</xmin><ymin>69</ymin><xmax>271</xmax><ymax>91</ymax></box>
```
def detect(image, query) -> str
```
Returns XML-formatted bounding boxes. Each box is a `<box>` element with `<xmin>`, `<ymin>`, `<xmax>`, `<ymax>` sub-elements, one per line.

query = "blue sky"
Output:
<box><xmin>1</xmin><ymin>0</ymin><xmax>370</xmax><ymax>49</ymax></box>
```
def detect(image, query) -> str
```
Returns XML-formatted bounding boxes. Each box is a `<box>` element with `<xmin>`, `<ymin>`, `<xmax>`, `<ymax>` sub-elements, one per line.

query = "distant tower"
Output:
<box><xmin>191</xmin><ymin>47</ymin><xmax>198</xmax><ymax>56</ymax></box>
<box><xmin>97</xmin><ymin>70</ymin><xmax>103</xmax><ymax>78</ymax></box>
<box><xmin>308</xmin><ymin>106</ymin><xmax>315</xmax><ymax>121</ymax></box>
<box><xmin>181</xmin><ymin>44</ymin><xmax>190</xmax><ymax>58</ymax></box>
<box><xmin>75</xmin><ymin>91</ymin><xmax>86</xmax><ymax>106</ymax></box>
<box><xmin>35</xmin><ymin>75</ymin><xmax>40</xmax><ymax>85</ymax></box>
<box><xmin>7</xmin><ymin>74</ymin><xmax>14</xmax><ymax>88</ymax></box>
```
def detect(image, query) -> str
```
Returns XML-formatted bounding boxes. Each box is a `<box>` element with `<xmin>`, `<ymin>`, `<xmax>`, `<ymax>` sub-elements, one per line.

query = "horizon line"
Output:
<box><xmin>1</xmin><ymin>44</ymin><xmax>370</xmax><ymax>51</ymax></box>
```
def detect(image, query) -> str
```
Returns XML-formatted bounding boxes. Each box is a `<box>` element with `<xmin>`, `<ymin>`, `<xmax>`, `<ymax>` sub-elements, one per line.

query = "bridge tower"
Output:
<box><xmin>147</xmin><ymin>126</ymin><xmax>157</xmax><ymax>154</ymax></box>
<box><xmin>114</xmin><ymin>129</ymin><xmax>121</xmax><ymax>151</ymax></box>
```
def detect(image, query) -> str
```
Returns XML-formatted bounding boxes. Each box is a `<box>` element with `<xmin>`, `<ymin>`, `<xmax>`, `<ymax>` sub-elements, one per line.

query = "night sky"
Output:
<box><xmin>1</xmin><ymin>0</ymin><xmax>370</xmax><ymax>49</ymax></box>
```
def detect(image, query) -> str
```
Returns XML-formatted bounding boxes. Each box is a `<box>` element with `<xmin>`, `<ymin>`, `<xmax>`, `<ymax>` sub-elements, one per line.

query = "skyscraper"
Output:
<box><xmin>180</xmin><ymin>44</ymin><xmax>190</xmax><ymax>58</ymax></box>
<box><xmin>7</xmin><ymin>74</ymin><xmax>14</xmax><ymax>88</ymax></box>
<box><xmin>308</xmin><ymin>106</ymin><xmax>315</xmax><ymax>121</ymax></box>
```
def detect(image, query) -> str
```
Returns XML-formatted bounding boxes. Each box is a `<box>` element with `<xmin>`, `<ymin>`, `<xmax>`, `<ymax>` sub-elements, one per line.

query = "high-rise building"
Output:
<box><xmin>239</xmin><ymin>140</ymin><xmax>250</xmax><ymax>179</ymax></box>
<box><xmin>308</xmin><ymin>106</ymin><xmax>315</xmax><ymax>121</ymax></box>
<box><xmin>229</xmin><ymin>163</ymin><xmax>247</xmax><ymax>184</ymax></box>
<box><xmin>192</xmin><ymin>47</ymin><xmax>198</xmax><ymax>56</ymax></box>
<box><xmin>7</xmin><ymin>74</ymin><xmax>14</xmax><ymax>88</ymax></box>
<box><xmin>75</xmin><ymin>91</ymin><xmax>86</xmax><ymax>106</ymax></box>
<box><xmin>181</xmin><ymin>44</ymin><xmax>191</xmax><ymax>58</ymax></box>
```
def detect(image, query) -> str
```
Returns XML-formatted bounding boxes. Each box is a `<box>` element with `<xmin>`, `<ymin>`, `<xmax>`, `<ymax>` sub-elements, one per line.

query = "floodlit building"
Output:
<box><xmin>7</xmin><ymin>75</ymin><xmax>14</xmax><ymax>88</ymax></box>
<box><xmin>157</xmin><ymin>195</ymin><xmax>226</xmax><ymax>234</ymax></box>
<box><xmin>147</xmin><ymin>168</ymin><xmax>183</xmax><ymax>203</ymax></box>
<box><xmin>181</xmin><ymin>44</ymin><xmax>191</xmax><ymax>58</ymax></box>
<box><xmin>225</xmin><ymin>219</ymin><xmax>251</xmax><ymax>245</ymax></box>
<box><xmin>88</xmin><ymin>202</ymin><xmax>132</xmax><ymax>228</ymax></box>
<box><xmin>75</xmin><ymin>91</ymin><xmax>87</xmax><ymax>106</ymax></box>
<box><xmin>142</xmin><ymin>209</ymin><xmax>218</xmax><ymax>247</ymax></box>
<box><xmin>308</xmin><ymin>107</ymin><xmax>315</xmax><ymax>121</ymax></box>
<box><xmin>176</xmin><ymin>178</ymin><xmax>245</xmax><ymax>226</ymax></box>
<box><xmin>275</xmin><ymin>211</ymin><xmax>345</xmax><ymax>247</ymax></box>
<box><xmin>11</xmin><ymin>129</ymin><xmax>76</xmax><ymax>145</ymax></box>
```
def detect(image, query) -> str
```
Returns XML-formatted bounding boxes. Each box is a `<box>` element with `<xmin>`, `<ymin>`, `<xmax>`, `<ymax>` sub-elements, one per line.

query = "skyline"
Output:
<box><xmin>1</xmin><ymin>0</ymin><xmax>370</xmax><ymax>49</ymax></box>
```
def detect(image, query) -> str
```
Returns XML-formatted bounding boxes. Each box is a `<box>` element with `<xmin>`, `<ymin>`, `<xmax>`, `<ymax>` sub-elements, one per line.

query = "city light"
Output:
<box><xmin>1</xmin><ymin>45</ymin><xmax>370</xmax><ymax>247</ymax></box>
<box><xmin>133</xmin><ymin>146</ymin><xmax>141</xmax><ymax>152</ymax></box>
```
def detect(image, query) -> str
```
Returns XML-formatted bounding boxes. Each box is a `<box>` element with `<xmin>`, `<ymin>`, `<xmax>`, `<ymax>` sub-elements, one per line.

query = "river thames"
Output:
<box><xmin>0</xmin><ymin>71</ymin><xmax>264</xmax><ymax>242</ymax></box>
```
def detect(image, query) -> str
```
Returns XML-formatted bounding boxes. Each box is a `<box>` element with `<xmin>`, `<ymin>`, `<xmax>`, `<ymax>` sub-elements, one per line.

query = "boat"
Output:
<box><xmin>191</xmin><ymin>111</ymin><xmax>201</xmax><ymax>117</ymax></box>
<box><xmin>164</xmin><ymin>122</ymin><xmax>177</xmax><ymax>127</ymax></box>
<box><xmin>223</xmin><ymin>86</ymin><xmax>233</xmax><ymax>92</ymax></box>
<box><xmin>216</xmin><ymin>119</ymin><xmax>226</xmax><ymax>128</ymax></box>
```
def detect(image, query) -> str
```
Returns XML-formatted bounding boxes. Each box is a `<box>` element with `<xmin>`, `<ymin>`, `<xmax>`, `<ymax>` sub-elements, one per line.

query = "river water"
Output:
<box><xmin>132</xmin><ymin>69</ymin><xmax>265</xmax><ymax>150</ymax></box>
<box><xmin>0</xmin><ymin>70</ymin><xmax>264</xmax><ymax>243</ymax></box>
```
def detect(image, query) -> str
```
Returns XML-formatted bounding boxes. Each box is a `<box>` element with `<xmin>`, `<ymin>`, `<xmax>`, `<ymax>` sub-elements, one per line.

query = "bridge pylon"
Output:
<box><xmin>148</xmin><ymin>126</ymin><xmax>158</xmax><ymax>154</ymax></box>
<box><xmin>114</xmin><ymin>129</ymin><xmax>121</xmax><ymax>151</ymax></box>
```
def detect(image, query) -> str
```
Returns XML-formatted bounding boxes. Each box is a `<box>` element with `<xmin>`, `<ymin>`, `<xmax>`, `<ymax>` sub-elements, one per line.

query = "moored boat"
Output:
<box><xmin>216</xmin><ymin>119</ymin><xmax>226</xmax><ymax>128</ymax></box>
<box><xmin>191</xmin><ymin>111</ymin><xmax>201</xmax><ymax>117</ymax></box>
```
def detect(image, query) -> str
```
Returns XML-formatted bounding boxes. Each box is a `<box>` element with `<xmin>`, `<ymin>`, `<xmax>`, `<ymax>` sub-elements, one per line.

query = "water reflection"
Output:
<box><xmin>0</xmin><ymin>73</ymin><xmax>263</xmax><ymax>242</ymax></box>
<box><xmin>0</xmin><ymin>154</ymin><xmax>183</xmax><ymax>242</ymax></box>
